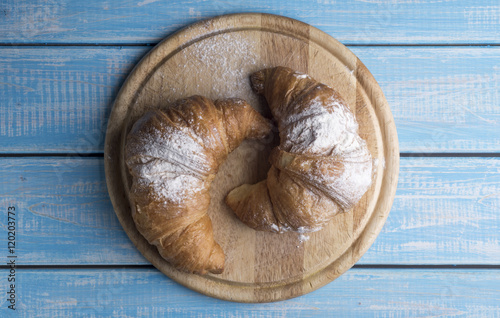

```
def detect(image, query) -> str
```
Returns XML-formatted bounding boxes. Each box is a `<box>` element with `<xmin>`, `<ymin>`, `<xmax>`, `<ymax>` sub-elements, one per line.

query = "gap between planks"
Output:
<box><xmin>1</xmin><ymin>153</ymin><xmax>500</xmax><ymax>158</ymax></box>
<box><xmin>1</xmin><ymin>264</ymin><xmax>499</xmax><ymax>270</ymax></box>
<box><xmin>1</xmin><ymin>43</ymin><xmax>500</xmax><ymax>47</ymax></box>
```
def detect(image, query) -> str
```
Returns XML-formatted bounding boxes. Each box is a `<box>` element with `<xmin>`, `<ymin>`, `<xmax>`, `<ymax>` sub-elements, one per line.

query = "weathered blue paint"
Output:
<box><xmin>0</xmin><ymin>268</ymin><xmax>499</xmax><ymax>317</ymax></box>
<box><xmin>1</xmin><ymin>1</ymin><xmax>500</xmax><ymax>45</ymax></box>
<box><xmin>0</xmin><ymin>157</ymin><xmax>498</xmax><ymax>265</ymax></box>
<box><xmin>1</xmin><ymin>47</ymin><xmax>499</xmax><ymax>153</ymax></box>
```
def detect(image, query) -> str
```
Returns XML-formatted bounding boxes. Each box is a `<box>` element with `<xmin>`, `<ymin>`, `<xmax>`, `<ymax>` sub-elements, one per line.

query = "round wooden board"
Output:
<box><xmin>104</xmin><ymin>13</ymin><xmax>399</xmax><ymax>303</ymax></box>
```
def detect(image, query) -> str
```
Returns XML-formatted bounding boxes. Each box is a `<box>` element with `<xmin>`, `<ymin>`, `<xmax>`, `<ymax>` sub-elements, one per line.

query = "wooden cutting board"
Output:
<box><xmin>104</xmin><ymin>13</ymin><xmax>399</xmax><ymax>303</ymax></box>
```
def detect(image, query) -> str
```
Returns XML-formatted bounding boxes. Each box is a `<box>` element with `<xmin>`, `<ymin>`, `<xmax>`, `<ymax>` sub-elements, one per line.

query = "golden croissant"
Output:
<box><xmin>225</xmin><ymin>66</ymin><xmax>373</xmax><ymax>233</ymax></box>
<box><xmin>125</xmin><ymin>95</ymin><xmax>272</xmax><ymax>274</ymax></box>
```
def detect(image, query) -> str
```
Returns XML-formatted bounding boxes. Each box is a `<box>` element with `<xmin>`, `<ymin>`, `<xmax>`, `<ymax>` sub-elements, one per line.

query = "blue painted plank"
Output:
<box><xmin>0</xmin><ymin>46</ymin><xmax>144</xmax><ymax>153</ymax></box>
<box><xmin>1</xmin><ymin>0</ymin><xmax>500</xmax><ymax>45</ymax></box>
<box><xmin>0</xmin><ymin>268</ymin><xmax>498</xmax><ymax>317</ymax></box>
<box><xmin>362</xmin><ymin>156</ymin><xmax>500</xmax><ymax>264</ymax></box>
<box><xmin>0</xmin><ymin>157</ymin><xmax>498</xmax><ymax>265</ymax></box>
<box><xmin>0</xmin><ymin>157</ymin><xmax>147</xmax><ymax>265</ymax></box>
<box><xmin>1</xmin><ymin>46</ymin><xmax>499</xmax><ymax>153</ymax></box>
<box><xmin>352</xmin><ymin>46</ymin><xmax>500</xmax><ymax>153</ymax></box>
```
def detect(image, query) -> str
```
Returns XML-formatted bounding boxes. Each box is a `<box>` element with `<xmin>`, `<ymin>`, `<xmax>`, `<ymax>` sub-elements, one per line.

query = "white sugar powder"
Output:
<box><xmin>127</xmin><ymin>115</ymin><xmax>210</xmax><ymax>205</ymax></box>
<box><xmin>280</xmin><ymin>90</ymin><xmax>359</xmax><ymax>156</ymax></box>
<box><xmin>276</xmin><ymin>73</ymin><xmax>373</xmax><ymax>209</ymax></box>
<box><xmin>179</xmin><ymin>32</ymin><xmax>262</xmax><ymax>105</ymax></box>
<box><xmin>298</xmin><ymin>233</ymin><xmax>310</xmax><ymax>243</ymax></box>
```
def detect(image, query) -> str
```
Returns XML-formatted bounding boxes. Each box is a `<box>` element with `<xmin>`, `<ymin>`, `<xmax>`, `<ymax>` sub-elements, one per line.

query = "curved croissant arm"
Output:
<box><xmin>226</xmin><ymin>67</ymin><xmax>373</xmax><ymax>234</ymax></box>
<box><xmin>125</xmin><ymin>95</ymin><xmax>272</xmax><ymax>274</ymax></box>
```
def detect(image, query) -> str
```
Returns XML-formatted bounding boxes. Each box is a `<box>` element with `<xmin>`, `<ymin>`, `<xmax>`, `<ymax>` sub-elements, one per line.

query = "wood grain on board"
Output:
<box><xmin>105</xmin><ymin>13</ymin><xmax>397</xmax><ymax>302</ymax></box>
<box><xmin>1</xmin><ymin>0</ymin><xmax>500</xmax><ymax>45</ymax></box>
<box><xmin>2</xmin><ymin>46</ymin><xmax>499</xmax><ymax>153</ymax></box>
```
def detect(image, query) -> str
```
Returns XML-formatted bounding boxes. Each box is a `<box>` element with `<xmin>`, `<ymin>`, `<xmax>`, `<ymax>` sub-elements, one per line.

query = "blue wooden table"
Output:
<box><xmin>1</xmin><ymin>1</ymin><xmax>499</xmax><ymax>316</ymax></box>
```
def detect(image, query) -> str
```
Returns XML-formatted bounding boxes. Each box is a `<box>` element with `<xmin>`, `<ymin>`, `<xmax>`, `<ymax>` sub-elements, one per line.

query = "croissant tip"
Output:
<box><xmin>208</xmin><ymin>266</ymin><xmax>224</xmax><ymax>275</ymax></box>
<box><xmin>250</xmin><ymin>70</ymin><xmax>266</xmax><ymax>95</ymax></box>
<box><xmin>224</xmin><ymin>186</ymin><xmax>244</xmax><ymax>211</ymax></box>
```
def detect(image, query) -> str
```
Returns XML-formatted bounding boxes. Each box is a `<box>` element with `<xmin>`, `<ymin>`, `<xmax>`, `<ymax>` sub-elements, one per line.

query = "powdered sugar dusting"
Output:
<box><xmin>274</xmin><ymin>223</ymin><xmax>324</xmax><ymax>234</ymax></box>
<box><xmin>277</xmin><ymin>71</ymin><xmax>373</xmax><ymax>210</ymax></box>
<box><xmin>136</xmin><ymin>173</ymin><xmax>204</xmax><ymax>208</ymax></box>
<box><xmin>280</xmin><ymin>86</ymin><xmax>359</xmax><ymax>156</ymax></box>
<box><xmin>126</xmin><ymin>112</ymin><xmax>211</xmax><ymax>205</ymax></box>
<box><xmin>270</xmin><ymin>223</ymin><xmax>280</xmax><ymax>233</ymax></box>
<box><xmin>298</xmin><ymin>233</ymin><xmax>310</xmax><ymax>243</ymax></box>
<box><xmin>296</xmin><ymin>233</ymin><xmax>310</xmax><ymax>248</ymax></box>
<box><xmin>176</xmin><ymin>32</ymin><xmax>262</xmax><ymax>106</ymax></box>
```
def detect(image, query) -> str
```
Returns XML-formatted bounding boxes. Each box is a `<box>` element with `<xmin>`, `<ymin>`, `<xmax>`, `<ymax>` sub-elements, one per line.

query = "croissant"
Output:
<box><xmin>225</xmin><ymin>66</ymin><xmax>373</xmax><ymax>233</ymax></box>
<box><xmin>125</xmin><ymin>95</ymin><xmax>272</xmax><ymax>274</ymax></box>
